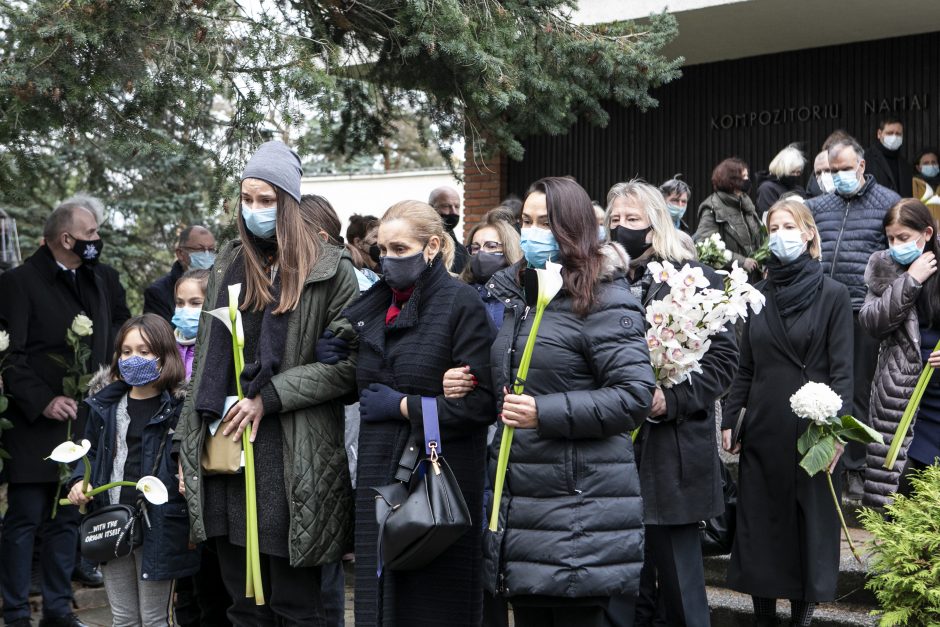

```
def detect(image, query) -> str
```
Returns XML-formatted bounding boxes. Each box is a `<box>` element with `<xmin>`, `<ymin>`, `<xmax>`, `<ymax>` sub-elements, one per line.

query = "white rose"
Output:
<box><xmin>70</xmin><ymin>314</ymin><xmax>94</xmax><ymax>337</ymax></box>
<box><xmin>0</xmin><ymin>330</ymin><xmax>8</xmax><ymax>352</ymax></box>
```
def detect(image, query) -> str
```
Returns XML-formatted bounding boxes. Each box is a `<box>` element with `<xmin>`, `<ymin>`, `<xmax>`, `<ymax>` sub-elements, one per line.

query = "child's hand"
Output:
<box><xmin>68</xmin><ymin>481</ymin><xmax>92</xmax><ymax>506</ymax></box>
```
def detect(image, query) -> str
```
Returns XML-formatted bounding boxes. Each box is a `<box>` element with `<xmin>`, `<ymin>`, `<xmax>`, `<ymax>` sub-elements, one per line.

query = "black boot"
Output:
<box><xmin>70</xmin><ymin>558</ymin><xmax>103</xmax><ymax>588</ymax></box>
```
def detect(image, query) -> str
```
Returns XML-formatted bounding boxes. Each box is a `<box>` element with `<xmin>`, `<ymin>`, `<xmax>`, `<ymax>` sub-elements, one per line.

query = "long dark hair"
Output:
<box><xmin>525</xmin><ymin>177</ymin><xmax>605</xmax><ymax>317</ymax></box>
<box><xmin>885</xmin><ymin>199</ymin><xmax>940</xmax><ymax>325</ymax></box>
<box><xmin>110</xmin><ymin>314</ymin><xmax>186</xmax><ymax>391</ymax></box>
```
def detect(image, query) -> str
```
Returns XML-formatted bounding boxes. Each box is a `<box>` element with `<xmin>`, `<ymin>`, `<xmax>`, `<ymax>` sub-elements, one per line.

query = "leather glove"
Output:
<box><xmin>359</xmin><ymin>383</ymin><xmax>406</xmax><ymax>423</ymax></box>
<box><xmin>315</xmin><ymin>329</ymin><xmax>349</xmax><ymax>365</ymax></box>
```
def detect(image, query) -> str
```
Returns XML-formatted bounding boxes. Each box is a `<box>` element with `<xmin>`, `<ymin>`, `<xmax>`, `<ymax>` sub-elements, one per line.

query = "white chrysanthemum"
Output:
<box><xmin>790</xmin><ymin>382</ymin><xmax>843</xmax><ymax>426</ymax></box>
<box><xmin>0</xmin><ymin>330</ymin><xmax>8</xmax><ymax>352</ymax></box>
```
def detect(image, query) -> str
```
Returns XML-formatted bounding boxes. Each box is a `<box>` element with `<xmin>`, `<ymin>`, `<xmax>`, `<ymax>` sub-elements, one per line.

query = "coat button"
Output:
<box><xmin>192</xmin><ymin>475</ymin><xmax>198</xmax><ymax>481</ymax></box>
<box><xmin>142</xmin><ymin>573</ymin><xmax>148</xmax><ymax>579</ymax></box>
<box><xmin>357</xmin><ymin>321</ymin><xmax>364</xmax><ymax>327</ymax></box>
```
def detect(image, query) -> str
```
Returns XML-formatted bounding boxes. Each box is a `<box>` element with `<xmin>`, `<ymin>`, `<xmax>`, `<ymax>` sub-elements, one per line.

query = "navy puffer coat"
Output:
<box><xmin>805</xmin><ymin>175</ymin><xmax>899</xmax><ymax>310</ymax></box>
<box><xmin>484</xmin><ymin>245</ymin><xmax>655</xmax><ymax>601</ymax></box>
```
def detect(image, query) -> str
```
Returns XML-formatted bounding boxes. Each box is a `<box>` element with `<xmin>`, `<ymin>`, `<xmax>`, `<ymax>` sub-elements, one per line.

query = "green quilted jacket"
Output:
<box><xmin>175</xmin><ymin>239</ymin><xmax>359</xmax><ymax>567</ymax></box>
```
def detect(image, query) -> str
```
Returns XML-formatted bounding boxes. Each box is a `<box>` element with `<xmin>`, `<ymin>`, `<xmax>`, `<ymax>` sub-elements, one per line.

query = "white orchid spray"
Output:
<box><xmin>790</xmin><ymin>381</ymin><xmax>883</xmax><ymax>563</ymax></box>
<box><xmin>204</xmin><ymin>283</ymin><xmax>264</xmax><ymax>605</ymax></box>
<box><xmin>489</xmin><ymin>261</ymin><xmax>564</xmax><ymax>532</ymax></box>
<box><xmin>645</xmin><ymin>261</ymin><xmax>764</xmax><ymax>388</ymax></box>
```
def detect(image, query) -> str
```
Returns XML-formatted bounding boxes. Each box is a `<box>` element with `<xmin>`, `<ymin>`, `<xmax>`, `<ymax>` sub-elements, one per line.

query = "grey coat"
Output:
<box><xmin>858</xmin><ymin>250</ymin><xmax>922</xmax><ymax>507</ymax></box>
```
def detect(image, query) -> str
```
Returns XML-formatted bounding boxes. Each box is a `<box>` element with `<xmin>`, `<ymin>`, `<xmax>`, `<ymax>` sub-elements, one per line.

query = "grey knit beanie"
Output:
<box><xmin>241</xmin><ymin>141</ymin><xmax>303</xmax><ymax>203</ymax></box>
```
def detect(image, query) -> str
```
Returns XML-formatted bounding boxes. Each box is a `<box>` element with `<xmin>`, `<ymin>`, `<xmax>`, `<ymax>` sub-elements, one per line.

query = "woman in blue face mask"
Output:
<box><xmin>343</xmin><ymin>200</ymin><xmax>497</xmax><ymax>626</ymax></box>
<box><xmin>722</xmin><ymin>198</ymin><xmax>853</xmax><ymax>626</ymax></box>
<box><xmin>175</xmin><ymin>141</ymin><xmax>361</xmax><ymax>625</ymax></box>
<box><xmin>859</xmin><ymin>199</ymin><xmax>940</xmax><ymax>509</ymax></box>
<box><xmin>659</xmin><ymin>174</ymin><xmax>692</xmax><ymax>233</ymax></box>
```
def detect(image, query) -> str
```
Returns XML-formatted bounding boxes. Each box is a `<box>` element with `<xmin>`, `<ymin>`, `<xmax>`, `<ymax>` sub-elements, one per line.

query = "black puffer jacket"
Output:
<box><xmin>485</xmin><ymin>245</ymin><xmax>655</xmax><ymax>600</ymax></box>
<box><xmin>805</xmin><ymin>175</ymin><xmax>899</xmax><ymax>310</ymax></box>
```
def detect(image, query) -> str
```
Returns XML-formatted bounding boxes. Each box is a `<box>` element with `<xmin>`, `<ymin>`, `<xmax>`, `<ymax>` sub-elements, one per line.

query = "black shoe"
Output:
<box><xmin>39</xmin><ymin>614</ymin><xmax>89</xmax><ymax>627</ymax></box>
<box><xmin>71</xmin><ymin>559</ymin><xmax>103</xmax><ymax>588</ymax></box>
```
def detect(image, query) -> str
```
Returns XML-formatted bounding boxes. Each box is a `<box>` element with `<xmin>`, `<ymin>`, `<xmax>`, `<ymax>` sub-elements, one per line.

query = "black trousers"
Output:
<box><xmin>0</xmin><ymin>482</ymin><xmax>80</xmax><ymax>623</ymax></box>
<box><xmin>635</xmin><ymin>523</ymin><xmax>710</xmax><ymax>627</ymax></box>
<box><xmin>216</xmin><ymin>538</ymin><xmax>326</xmax><ymax>627</ymax></box>
<box><xmin>846</xmin><ymin>311</ymin><xmax>879</xmax><ymax>470</ymax></box>
<box><xmin>513</xmin><ymin>596</ymin><xmax>635</xmax><ymax>627</ymax></box>
<box><xmin>175</xmin><ymin>541</ymin><xmax>233</xmax><ymax>627</ymax></box>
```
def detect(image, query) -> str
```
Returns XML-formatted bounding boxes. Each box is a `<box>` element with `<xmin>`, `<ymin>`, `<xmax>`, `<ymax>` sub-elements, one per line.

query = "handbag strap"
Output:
<box><xmin>392</xmin><ymin>396</ymin><xmax>442</xmax><ymax>482</ymax></box>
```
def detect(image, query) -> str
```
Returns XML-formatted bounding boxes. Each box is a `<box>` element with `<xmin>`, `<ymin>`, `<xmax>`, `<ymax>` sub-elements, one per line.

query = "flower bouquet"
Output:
<box><xmin>790</xmin><ymin>381</ymin><xmax>883</xmax><ymax>562</ymax></box>
<box><xmin>0</xmin><ymin>329</ymin><xmax>12</xmax><ymax>474</ymax></box>
<box><xmin>645</xmin><ymin>261</ymin><xmax>764</xmax><ymax>388</ymax></box>
<box><xmin>695</xmin><ymin>233</ymin><xmax>733</xmax><ymax>269</ymax></box>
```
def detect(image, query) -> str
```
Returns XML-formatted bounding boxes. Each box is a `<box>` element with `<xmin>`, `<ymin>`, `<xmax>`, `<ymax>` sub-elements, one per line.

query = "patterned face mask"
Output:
<box><xmin>118</xmin><ymin>355</ymin><xmax>160</xmax><ymax>386</ymax></box>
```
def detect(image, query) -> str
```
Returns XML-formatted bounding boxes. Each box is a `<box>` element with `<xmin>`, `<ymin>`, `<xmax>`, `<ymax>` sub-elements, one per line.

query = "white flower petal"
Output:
<box><xmin>136</xmin><ymin>476</ymin><xmax>169</xmax><ymax>505</ymax></box>
<box><xmin>47</xmin><ymin>439</ymin><xmax>91</xmax><ymax>463</ymax></box>
<box><xmin>536</xmin><ymin>261</ymin><xmax>564</xmax><ymax>307</ymax></box>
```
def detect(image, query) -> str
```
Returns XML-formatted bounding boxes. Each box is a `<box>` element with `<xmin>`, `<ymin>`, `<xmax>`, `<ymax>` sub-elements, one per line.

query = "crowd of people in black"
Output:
<box><xmin>1</xmin><ymin>115</ymin><xmax>939</xmax><ymax>627</ymax></box>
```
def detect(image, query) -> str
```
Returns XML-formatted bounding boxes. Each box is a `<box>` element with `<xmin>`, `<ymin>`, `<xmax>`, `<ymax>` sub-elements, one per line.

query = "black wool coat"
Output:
<box><xmin>143</xmin><ymin>260</ymin><xmax>184</xmax><ymax>322</ymax></box>
<box><xmin>865</xmin><ymin>141</ymin><xmax>914</xmax><ymax>198</ymax></box>
<box><xmin>0</xmin><ymin>246</ymin><xmax>129</xmax><ymax>483</ymax></box>
<box><xmin>633</xmin><ymin>260</ymin><xmax>738</xmax><ymax>526</ymax></box>
<box><xmin>484</xmin><ymin>249</ymin><xmax>655</xmax><ymax>602</ymax></box>
<box><xmin>343</xmin><ymin>257</ymin><xmax>496</xmax><ymax>627</ymax></box>
<box><xmin>722</xmin><ymin>275</ymin><xmax>853</xmax><ymax>602</ymax></box>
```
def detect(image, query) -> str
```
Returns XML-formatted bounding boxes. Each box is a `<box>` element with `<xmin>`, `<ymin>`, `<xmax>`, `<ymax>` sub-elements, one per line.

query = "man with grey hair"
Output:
<box><xmin>429</xmin><ymin>186</ymin><xmax>469</xmax><ymax>273</ymax></box>
<box><xmin>143</xmin><ymin>224</ymin><xmax>216</xmax><ymax>322</ymax></box>
<box><xmin>0</xmin><ymin>196</ymin><xmax>129</xmax><ymax>627</ymax></box>
<box><xmin>806</xmin><ymin>136</ymin><xmax>900</xmax><ymax>499</ymax></box>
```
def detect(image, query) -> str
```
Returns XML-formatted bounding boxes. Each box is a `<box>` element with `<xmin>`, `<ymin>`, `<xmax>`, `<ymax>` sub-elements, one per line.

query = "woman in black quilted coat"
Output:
<box><xmin>483</xmin><ymin>177</ymin><xmax>655</xmax><ymax>627</ymax></box>
<box><xmin>343</xmin><ymin>200</ymin><xmax>496</xmax><ymax>626</ymax></box>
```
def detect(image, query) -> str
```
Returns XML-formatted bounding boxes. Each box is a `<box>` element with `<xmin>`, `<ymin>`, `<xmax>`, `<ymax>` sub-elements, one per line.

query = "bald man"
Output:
<box><xmin>144</xmin><ymin>225</ymin><xmax>216</xmax><ymax>321</ymax></box>
<box><xmin>429</xmin><ymin>186</ymin><xmax>469</xmax><ymax>273</ymax></box>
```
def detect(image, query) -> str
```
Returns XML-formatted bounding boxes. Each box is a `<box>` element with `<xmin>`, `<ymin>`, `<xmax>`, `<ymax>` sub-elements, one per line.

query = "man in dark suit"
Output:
<box><xmin>0</xmin><ymin>197</ymin><xmax>128</xmax><ymax>627</ymax></box>
<box><xmin>865</xmin><ymin>116</ymin><xmax>914</xmax><ymax>198</ymax></box>
<box><xmin>143</xmin><ymin>225</ymin><xmax>216</xmax><ymax>321</ymax></box>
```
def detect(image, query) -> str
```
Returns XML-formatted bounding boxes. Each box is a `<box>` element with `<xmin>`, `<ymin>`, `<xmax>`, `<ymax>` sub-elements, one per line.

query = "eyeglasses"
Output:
<box><xmin>467</xmin><ymin>241</ymin><xmax>503</xmax><ymax>255</ymax></box>
<box><xmin>180</xmin><ymin>246</ymin><xmax>216</xmax><ymax>254</ymax></box>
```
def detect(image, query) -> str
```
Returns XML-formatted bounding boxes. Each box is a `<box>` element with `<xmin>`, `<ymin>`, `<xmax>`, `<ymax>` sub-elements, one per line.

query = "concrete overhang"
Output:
<box><xmin>574</xmin><ymin>0</ymin><xmax>940</xmax><ymax>66</ymax></box>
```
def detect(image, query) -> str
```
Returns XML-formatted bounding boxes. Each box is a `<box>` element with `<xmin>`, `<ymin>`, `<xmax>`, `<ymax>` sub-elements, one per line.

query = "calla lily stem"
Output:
<box><xmin>58</xmin><ymin>480</ymin><xmax>139</xmax><ymax>506</ymax></box>
<box><xmin>884</xmin><ymin>338</ymin><xmax>940</xmax><ymax>470</ymax></box>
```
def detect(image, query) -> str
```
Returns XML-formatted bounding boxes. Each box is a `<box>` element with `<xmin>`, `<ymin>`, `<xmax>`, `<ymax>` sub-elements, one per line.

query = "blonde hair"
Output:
<box><xmin>605</xmin><ymin>179</ymin><xmax>694</xmax><ymax>263</ymax></box>
<box><xmin>765</xmin><ymin>198</ymin><xmax>821</xmax><ymax>260</ymax></box>
<box><xmin>768</xmin><ymin>144</ymin><xmax>806</xmax><ymax>178</ymax></box>
<box><xmin>458</xmin><ymin>208</ymin><xmax>523</xmax><ymax>284</ymax></box>
<box><xmin>381</xmin><ymin>200</ymin><xmax>455</xmax><ymax>271</ymax></box>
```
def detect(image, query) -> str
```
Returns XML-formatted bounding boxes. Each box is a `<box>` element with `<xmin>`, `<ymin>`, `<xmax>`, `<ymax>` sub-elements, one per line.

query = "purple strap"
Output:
<box><xmin>421</xmin><ymin>396</ymin><xmax>441</xmax><ymax>456</ymax></box>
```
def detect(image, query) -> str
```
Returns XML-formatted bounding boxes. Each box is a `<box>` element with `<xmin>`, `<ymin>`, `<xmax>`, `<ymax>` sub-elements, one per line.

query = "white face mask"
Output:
<box><xmin>818</xmin><ymin>172</ymin><xmax>835</xmax><ymax>194</ymax></box>
<box><xmin>881</xmin><ymin>134</ymin><xmax>903</xmax><ymax>151</ymax></box>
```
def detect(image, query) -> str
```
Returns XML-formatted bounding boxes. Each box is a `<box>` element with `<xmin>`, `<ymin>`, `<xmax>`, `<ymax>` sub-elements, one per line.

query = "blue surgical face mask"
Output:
<box><xmin>921</xmin><ymin>165</ymin><xmax>940</xmax><ymax>178</ymax></box>
<box><xmin>667</xmin><ymin>203</ymin><xmax>686</xmax><ymax>223</ymax></box>
<box><xmin>188</xmin><ymin>250</ymin><xmax>216</xmax><ymax>270</ymax></box>
<box><xmin>242</xmin><ymin>205</ymin><xmax>277</xmax><ymax>238</ymax></box>
<box><xmin>769</xmin><ymin>230</ymin><xmax>806</xmax><ymax>264</ymax></box>
<box><xmin>520</xmin><ymin>227</ymin><xmax>559</xmax><ymax>268</ymax></box>
<box><xmin>833</xmin><ymin>168</ymin><xmax>861</xmax><ymax>196</ymax></box>
<box><xmin>890</xmin><ymin>237</ymin><xmax>924</xmax><ymax>266</ymax></box>
<box><xmin>172</xmin><ymin>307</ymin><xmax>201</xmax><ymax>340</ymax></box>
<box><xmin>597</xmin><ymin>225</ymin><xmax>607</xmax><ymax>243</ymax></box>
<box><xmin>118</xmin><ymin>355</ymin><xmax>161</xmax><ymax>387</ymax></box>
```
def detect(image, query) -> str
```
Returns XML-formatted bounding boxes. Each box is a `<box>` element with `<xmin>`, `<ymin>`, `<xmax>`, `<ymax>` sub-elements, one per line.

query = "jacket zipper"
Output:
<box><xmin>829</xmin><ymin>202</ymin><xmax>851</xmax><ymax>278</ymax></box>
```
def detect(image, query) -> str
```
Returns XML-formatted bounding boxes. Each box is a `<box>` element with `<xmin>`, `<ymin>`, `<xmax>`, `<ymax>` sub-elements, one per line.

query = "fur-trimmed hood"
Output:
<box><xmin>599</xmin><ymin>242</ymin><xmax>631</xmax><ymax>280</ymax></box>
<box><xmin>86</xmin><ymin>365</ymin><xmax>187</xmax><ymax>400</ymax></box>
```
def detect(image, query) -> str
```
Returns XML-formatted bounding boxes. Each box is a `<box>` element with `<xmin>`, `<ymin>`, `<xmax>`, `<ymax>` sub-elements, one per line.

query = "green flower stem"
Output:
<box><xmin>489</xmin><ymin>303</ymin><xmax>548</xmax><ymax>532</ymax></box>
<box><xmin>58</xmin><ymin>481</ymin><xmax>138</xmax><ymax>506</ymax></box>
<box><xmin>827</xmin><ymin>471</ymin><xmax>862</xmax><ymax>564</ymax></box>
<box><xmin>79</xmin><ymin>456</ymin><xmax>92</xmax><ymax>515</ymax></box>
<box><xmin>884</xmin><ymin>338</ymin><xmax>940</xmax><ymax>469</ymax></box>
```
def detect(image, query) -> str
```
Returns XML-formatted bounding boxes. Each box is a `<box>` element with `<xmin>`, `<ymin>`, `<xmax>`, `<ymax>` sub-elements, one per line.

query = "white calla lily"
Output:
<box><xmin>136</xmin><ymin>476</ymin><xmax>169</xmax><ymax>505</ymax></box>
<box><xmin>47</xmin><ymin>439</ymin><xmax>91</xmax><ymax>463</ymax></box>
<box><xmin>535</xmin><ymin>261</ymin><xmax>564</xmax><ymax>307</ymax></box>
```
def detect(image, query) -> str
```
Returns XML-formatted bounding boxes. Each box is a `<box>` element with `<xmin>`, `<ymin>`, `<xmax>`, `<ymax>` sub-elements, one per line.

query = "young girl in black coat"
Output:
<box><xmin>68</xmin><ymin>314</ymin><xmax>198</xmax><ymax>626</ymax></box>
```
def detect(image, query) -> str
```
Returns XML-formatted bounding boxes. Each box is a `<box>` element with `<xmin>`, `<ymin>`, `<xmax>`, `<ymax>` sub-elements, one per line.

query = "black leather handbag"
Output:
<box><xmin>700</xmin><ymin>461</ymin><xmax>738</xmax><ymax>556</ymax></box>
<box><xmin>80</xmin><ymin>503</ymin><xmax>143</xmax><ymax>563</ymax></box>
<box><xmin>374</xmin><ymin>397</ymin><xmax>472</xmax><ymax>572</ymax></box>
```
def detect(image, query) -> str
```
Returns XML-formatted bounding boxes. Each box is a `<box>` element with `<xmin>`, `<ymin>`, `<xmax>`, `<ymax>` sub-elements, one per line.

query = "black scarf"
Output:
<box><xmin>196</xmin><ymin>246</ymin><xmax>290</xmax><ymax>418</ymax></box>
<box><xmin>765</xmin><ymin>253</ymin><xmax>824</xmax><ymax>318</ymax></box>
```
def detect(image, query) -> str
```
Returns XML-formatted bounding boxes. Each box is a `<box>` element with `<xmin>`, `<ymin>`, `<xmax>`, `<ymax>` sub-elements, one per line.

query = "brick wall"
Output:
<box><xmin>462</xmin><ymin>145</ymin><xmax>507</xmax><ymax>240</ymax></box>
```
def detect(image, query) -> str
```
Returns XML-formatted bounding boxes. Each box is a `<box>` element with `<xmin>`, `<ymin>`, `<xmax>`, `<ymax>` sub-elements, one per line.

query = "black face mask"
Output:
<box><xmin>69</xmin><ymin>235</ymin><xmax>103</xmax><ymax>265</ymax></box>
<box><xmin>440</xmin><ymin>213</ymin><xmax>460</xmax><ymax>231</ymax></box>
<box><xmin>381</xmin><ymin>250</ymin><xmax>428</xmax><ymax>290</ymax></box>
<box><xmin>470</xmin><ymin>252</ymin><xmax>508</xmax><ymax>283</ymax></box>
<box><xmin>739</xmin><ymin>178</ymin><xmax>752</xmax><ymax>193</ymax></box>
<box><xmin>612</xmin><ymin>226</ymin><xmax>652</xmax><ymax>260</ymax></box>
<box><xmin>368</xmin><ymin>244</ymin><xmax>381</xmax><ymax>265</ymax></box>
<box><xmin>780</xmin><ymin>175</ymin><xmax>801</xmax><ymax>187</ymax></box>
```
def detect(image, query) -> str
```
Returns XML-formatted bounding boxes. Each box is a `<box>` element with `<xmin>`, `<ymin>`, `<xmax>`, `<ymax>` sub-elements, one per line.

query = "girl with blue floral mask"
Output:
<box><xmin>172</xmin><ymin>269</ymin><xmax>209</xmax><ymax>381</ymax></box>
